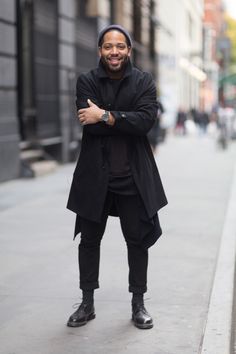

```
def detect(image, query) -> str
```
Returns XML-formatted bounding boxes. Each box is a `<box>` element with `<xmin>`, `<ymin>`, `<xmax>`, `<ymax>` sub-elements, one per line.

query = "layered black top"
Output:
<box><xmin>67</xmin><ymin>60</ymin><xmax>168</xmax><ymax>224</ymax></box>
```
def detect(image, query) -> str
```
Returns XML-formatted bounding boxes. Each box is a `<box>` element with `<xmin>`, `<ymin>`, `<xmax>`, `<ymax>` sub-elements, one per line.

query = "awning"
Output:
<box><xmin>219</xmin><ymin>73</ymin><xmax>236</xmax><ymax>86</ymax></box>
<box><xmin>179</xmin><ymin>57</ymin><xmax>207</xmax><ymax>82</ymax></box>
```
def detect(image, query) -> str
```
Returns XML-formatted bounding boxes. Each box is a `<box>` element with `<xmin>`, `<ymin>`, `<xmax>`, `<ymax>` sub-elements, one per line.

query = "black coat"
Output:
<box><xmin>67</xmin><ymin>60</ymin><xmax>167</xmax><ymax>222</ymax></box>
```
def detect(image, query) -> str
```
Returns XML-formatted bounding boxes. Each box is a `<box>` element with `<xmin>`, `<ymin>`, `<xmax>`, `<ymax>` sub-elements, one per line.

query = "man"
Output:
<box><xmin>67</xmin><ymin>24</ymin><xmax>167</xmax><ymax>330</ymax></box>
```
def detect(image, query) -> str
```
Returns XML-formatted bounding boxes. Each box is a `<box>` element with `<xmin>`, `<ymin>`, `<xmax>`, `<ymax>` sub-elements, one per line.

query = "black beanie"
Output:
<box><xmin>98</xmin><ymin>24</ymin><xmax>132</xmax><ymax>47</ymax></box>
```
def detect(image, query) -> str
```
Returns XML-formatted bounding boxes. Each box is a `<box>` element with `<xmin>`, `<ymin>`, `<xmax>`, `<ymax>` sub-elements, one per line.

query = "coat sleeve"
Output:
<box><xmin>76</xmin><ymin>74</ymin><xmax>119</xmax><ymax>136</ymax></box>
<box><xmin>110</xmin><ymin>73</ymin><xmax>158</xmax><ymax>136</ymax></box>
<box><xmin>77</xmin><ymin>72</ymin><xmax>158</xmax><ymax>137</ymax></box>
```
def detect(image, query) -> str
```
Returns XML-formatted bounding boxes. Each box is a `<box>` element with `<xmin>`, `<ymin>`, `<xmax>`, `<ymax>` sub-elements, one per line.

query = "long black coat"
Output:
<box><xmin>67</xmin><ymin>60</ymin><xmax>167</xmax><ymax>223</ymax></box>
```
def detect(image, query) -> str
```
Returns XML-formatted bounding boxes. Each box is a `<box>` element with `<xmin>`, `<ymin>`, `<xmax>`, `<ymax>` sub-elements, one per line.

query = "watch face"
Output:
<box><xmin>102</xmin><ymin>111</ymin><xmax>109</xmax><ymax>121</ymax></box>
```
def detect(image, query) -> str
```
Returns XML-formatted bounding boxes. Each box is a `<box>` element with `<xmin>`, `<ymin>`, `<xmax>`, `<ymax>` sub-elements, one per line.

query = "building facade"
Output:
<box><xmin>0</xmin><ymin>1</ymin><xmax>20</xmax><ymax>181</ymax></box>
<box><xmin>157</xmin><ymin>0</ymin><xmax>206</xmax><ymax>126</ymax></box>
<box><xmin>202</xmin><ymin>0</ymin><xmax>225</xmax><ymax>111</ymax></box>
<box><xmin>0</xmin><ymin>0</ymin><xmax>158</xmax><ymax>182</ymax></box>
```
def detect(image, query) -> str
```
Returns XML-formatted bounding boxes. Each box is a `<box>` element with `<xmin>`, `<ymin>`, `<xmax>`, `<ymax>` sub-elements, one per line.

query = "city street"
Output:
<box><xmin>1</xmin><ymin>133</ymin><xmax>236</xmax><ymax>354</ymax></box>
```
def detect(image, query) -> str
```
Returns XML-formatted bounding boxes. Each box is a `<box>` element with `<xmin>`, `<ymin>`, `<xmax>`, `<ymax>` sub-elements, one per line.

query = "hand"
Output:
<box><xmin>78</xmin><ymin>99</ymin><xmax>104</xmax><ymax>125</ymax></box>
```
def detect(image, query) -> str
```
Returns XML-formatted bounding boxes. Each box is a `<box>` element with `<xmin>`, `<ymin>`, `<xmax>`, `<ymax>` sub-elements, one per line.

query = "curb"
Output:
<box><xmin>200</xmin><ymin>162</ymin><xmax>236</xmax><ymax>354</ymax></box>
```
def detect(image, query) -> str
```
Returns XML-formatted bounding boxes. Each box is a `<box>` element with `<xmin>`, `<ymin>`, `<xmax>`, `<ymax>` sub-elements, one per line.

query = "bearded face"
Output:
<box><xmin>99</xmin><ymin>31</ymin><xmax>131</xmax><ymax>75</ymax></box>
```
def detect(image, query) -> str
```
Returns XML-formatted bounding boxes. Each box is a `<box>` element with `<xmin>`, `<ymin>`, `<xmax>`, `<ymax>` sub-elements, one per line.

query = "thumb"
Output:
<box><xmin>87</xmin><ymin>99</ymin><xmax>95</xmax><ymax>107</ymax></box>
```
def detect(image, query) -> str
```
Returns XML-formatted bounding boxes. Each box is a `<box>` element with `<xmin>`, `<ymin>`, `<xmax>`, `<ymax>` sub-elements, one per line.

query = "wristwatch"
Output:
<box><xmin>101</xmin><ymin>110</ymin><xmax>110</xmax><ymax>123</ymax></box>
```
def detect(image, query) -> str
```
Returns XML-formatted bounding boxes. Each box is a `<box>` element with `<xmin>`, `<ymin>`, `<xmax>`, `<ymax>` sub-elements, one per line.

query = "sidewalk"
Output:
<box><xmin>1</xmin><ymin>134</ymin><xmax>236</xmax><ymax>354</ymax></box>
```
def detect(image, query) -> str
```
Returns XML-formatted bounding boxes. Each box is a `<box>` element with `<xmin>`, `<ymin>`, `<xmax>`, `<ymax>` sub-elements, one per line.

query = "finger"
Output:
<box><xmin>87</xmin><ymin>99</ymin><xmax>95</xmax><ymax>107</ymax></box>
<box><xmin>80</xmin><ymin>116</ymin><xmax>86</xmax><ymax>124</ymax></box>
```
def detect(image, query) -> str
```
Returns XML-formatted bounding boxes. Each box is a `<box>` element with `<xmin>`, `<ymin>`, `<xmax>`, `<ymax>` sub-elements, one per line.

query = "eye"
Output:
<box><xmin>103</xmin><ymin>44</ymin><xmax>113</xmax><ymax>50</ymax></box>
<box><xmin>117</xmin><ymin>44</ymin><xmax>127</xmax><ymax>50</ymax></box>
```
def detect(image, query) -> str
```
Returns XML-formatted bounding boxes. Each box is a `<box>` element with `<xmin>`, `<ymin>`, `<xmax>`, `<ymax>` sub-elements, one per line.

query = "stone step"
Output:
<box><xmin>20</xmin><ymin>149</ymin><xmax>44</xmax><ymax>162</ymax></box>
<box><xmin>30</xmin><ymin>160</ymin><xmax>58</xmax><ymax>177</ymax></box>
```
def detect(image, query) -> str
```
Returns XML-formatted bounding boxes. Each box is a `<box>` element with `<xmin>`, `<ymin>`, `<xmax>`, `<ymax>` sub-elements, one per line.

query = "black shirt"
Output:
<box><xmin>107</xmin><ymin>79</ymin><xmax>137</xmax><ymax>195</ymax></box>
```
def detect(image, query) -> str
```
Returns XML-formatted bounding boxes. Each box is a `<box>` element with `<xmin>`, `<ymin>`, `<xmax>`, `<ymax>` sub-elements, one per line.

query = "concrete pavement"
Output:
<box><xmin>1</xmin><ymin>134</ymin><xmax>236</xmax><ymax>354</ymax></box>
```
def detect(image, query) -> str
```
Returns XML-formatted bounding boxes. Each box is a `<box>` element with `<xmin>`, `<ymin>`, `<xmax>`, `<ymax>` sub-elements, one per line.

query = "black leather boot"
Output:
<box><xmin>132</xmin><ymin>303</ymin><xmax>153</xmax><ymax>329</ymax></box>
<box><xmin>67</xmin><ymin>302</ymin><xmax>95</xmax><ymax>327</ymax></box>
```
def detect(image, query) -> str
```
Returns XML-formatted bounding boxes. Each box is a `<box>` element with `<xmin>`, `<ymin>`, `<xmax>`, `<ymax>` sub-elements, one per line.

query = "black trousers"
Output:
<box><xmin>78</xmin><ymin>192</ymin><xmax>148</xmax><ymax>294</ymax></box>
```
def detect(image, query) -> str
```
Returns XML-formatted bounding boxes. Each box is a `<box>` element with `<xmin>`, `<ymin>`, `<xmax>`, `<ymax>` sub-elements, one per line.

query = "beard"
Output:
<box><xmin>101</xmin><ymin>54</ymin><xmax>129</xmax><ymax>74</ymax></box>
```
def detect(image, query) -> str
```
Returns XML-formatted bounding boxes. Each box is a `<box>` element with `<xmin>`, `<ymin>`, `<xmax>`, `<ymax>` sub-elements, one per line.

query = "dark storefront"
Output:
<box><xmin>17</xmin><ymin>0</ymin><xmax>98</xmax><ymax>170</ymax></box>
<box><xmin>0</xmin><ymin>0</ymin><xmax>156</xmax><ymax>182</ymax></box>
<box><xmin>0</xmin><ymin>0</ymin><xmax>98</xmax><ymax>182</ymax></box>
<box><xmin>17</xmin><ymin>0</ymin><xmax>60</xmax><ymax>145</ymax></box>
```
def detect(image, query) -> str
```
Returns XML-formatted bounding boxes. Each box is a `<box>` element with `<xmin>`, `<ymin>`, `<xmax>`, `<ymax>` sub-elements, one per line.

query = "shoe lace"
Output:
<box><xmin>72</xmin><ymin>298</ymin><xmax>82</xmax><ymax>309</ymax></box>
<box><xmin>72</xmin><ymin>303</ymin><xmax>80</xmax><ymax>309</ymax></box>
<box><xmin>144</xmin><ymin>297</ymin><xmax>151</xmax><ymax>302</ymax></box>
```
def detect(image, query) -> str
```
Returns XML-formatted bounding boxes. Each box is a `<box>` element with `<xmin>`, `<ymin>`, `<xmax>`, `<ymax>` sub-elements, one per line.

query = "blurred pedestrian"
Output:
<box><xmin>175</xmin><ymin>107</ymin><xmax>187</xmax><ymax>135</ymax></box>
<box><xmin>66</xmin><ymin>25</ymin><xmax>167</xmax><ymax>330</ymax></box>
<box><xmin>198</xmin><ymin>110</ymin><xmax>209</xmax><ymax>135</ymax></box>
<box><xmin>217</xmin><ymin>103</ymin><xmax>235</xmax><ymax>149</ymax></box>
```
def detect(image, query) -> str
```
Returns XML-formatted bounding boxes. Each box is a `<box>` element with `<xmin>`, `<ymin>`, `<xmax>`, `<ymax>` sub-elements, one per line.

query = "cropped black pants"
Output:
<box><xmin>78</xmin><ymin>192</ymin><xmax>148</xmax><ymax>294</ymax></box>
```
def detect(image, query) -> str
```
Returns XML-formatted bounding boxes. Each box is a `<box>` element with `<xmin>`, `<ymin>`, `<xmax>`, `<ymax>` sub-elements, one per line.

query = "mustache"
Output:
<box><xmin>100</xmin><ymin>55</ymin><xmax>129</xmax><ymax>70</ymax></box>
<box><xmin>105</xmin><ymin>55</ymin><xmax>129</xmax><ymax>61</ymax></box>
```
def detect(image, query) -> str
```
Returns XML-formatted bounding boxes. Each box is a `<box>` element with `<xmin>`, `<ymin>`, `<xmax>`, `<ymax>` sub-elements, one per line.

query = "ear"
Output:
<box><xmin>98</xmin><ymin>47</ymin><xmax>102</xmax><ymax>58</ymax></box>
<box><xmin>127</xmin><ymin>47</ymin><xmax>132</xmax><ymax>57</ymax></box>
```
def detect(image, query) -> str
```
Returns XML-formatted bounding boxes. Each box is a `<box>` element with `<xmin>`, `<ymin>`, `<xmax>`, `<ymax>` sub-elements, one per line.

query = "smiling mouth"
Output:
<box><xmin>109</xmin><ymin>58</ymin><xmax>121</xmax><ymax>65</ymax></box>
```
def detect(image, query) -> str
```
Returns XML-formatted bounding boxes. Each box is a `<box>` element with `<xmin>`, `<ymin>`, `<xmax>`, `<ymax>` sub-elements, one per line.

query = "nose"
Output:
<box><xmin>111</xmin><ymin>45</ymin><xmax>118</xmax><ymax>54</ymax></box>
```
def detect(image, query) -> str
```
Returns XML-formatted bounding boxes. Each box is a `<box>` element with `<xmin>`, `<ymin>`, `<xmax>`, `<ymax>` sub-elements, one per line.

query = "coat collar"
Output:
<box><xmin>97</xmin><ymin>59</ymin><xmax>133</xmax><ymax>80</ymax></box>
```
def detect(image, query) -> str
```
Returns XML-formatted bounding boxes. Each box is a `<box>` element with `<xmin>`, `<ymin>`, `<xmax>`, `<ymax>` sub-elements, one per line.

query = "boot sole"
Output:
<box><xmin>67</xmin><ymin>313</ymin><xmax>96</xmax><ymax>327</ymax></box>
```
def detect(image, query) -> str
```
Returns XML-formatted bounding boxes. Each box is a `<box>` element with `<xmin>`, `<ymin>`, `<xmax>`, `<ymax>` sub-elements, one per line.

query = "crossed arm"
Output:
<box><xmin>78</xmin><ymin>99</ymin><xmax>115</xmax><ymax>127</ymax></box>
<box><xmin>76</xmin><ymin>73</ymin><xmax>158</xmax><ymax>136</ymax></box>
